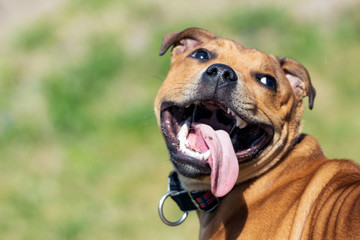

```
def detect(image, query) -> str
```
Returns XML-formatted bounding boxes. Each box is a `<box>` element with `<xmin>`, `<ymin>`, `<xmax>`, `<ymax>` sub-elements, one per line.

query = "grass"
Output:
<box><xmin>0</xmin><ymin>1</ymin><xmax>359</xmax><ymax>239</ymax></box>
<box><xmin>15</xmin><ymin>19</ymin><xmax>57</xmax><ymax>51</ymax></box>
<box><xmin>44</xmin><ymin>35</ymin><xmax>124</xmax><ymax>134</ymax></box>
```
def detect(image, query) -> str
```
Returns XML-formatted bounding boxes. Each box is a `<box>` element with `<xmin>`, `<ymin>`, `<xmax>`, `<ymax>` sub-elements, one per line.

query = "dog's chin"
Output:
<box><xmin>160</xmin><ymin>99</ymin><xmax>274</xmax><ymax>179</ymax></box>
<box><xmin>177</xmin><ymin>171</ymin><xmax>212</xmax><ymax>192</ymax></box>
<box><xmin>171</xmin><ymin>153</ymin><xmax>211</xmax><ymax>178</ymax></box>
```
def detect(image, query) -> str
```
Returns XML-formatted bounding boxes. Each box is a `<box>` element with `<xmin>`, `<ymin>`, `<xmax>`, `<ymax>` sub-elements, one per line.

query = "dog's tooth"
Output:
<box><xmin>227</xmin><ymin>108</ymin><xmax>231</xmax><ymax>114</ymax></box>
<box><xmin>191</xmin><ymin>151</ymin><xmax>200</xmax><ymax>159</ymax></box>
<box><xmin>236</xmin><ymin>116</ymin><xmax>248</xmax><ymax>129</ymax></box>
<box><xmin>178</xmin><ymin>121</ymin><xmax>190</xmax><ymax>153</ymax></box>
<box><xmin>203</xmin><ymin>150</ymin><xmax>211</xmax><ymax>160</ymax></box>
<box><xmin>240</xmin><ymin>121</ymin><xmax>248</xmax><ymax>129</ymax></box>
<box><xmin>177</xmin><ymin>122</ymin><xmax>189</xmax><ymax>139</ymax></box>
<box><xmin>179</xmin><ymin>140</ymin><xmax>186</xmax><ymax>152</ymax></box>
<box><xmin>235</xmin><ymin>117</ymin><xmax>240</xmax><ymax>127</ymax></box>
<box><xmin>184</xmin><ymin>139</ymin><xmax>190</xmax><ymax>149</ymax></box>
<box><xmin>187</xmin><ymin>149</ymin><xmax>202</xmax><ymax>160</ymax></box>
<box><xmin>180</xmin><ymin>143</ymin><xmax>210</xmax><ymax>161</ymax></box>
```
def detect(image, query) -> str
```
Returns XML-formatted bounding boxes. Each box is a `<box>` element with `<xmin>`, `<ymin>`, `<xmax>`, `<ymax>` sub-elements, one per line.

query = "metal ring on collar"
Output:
<box><xmin>158</xmin><ymin>190</ymin><xmax>188</xmax><ymax>226</ymax></box>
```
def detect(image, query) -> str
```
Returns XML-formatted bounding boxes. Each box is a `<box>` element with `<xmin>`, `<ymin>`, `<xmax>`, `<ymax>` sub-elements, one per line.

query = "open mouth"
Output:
<box><xmin>160</xmin><ymin>100</ymin><xmax>273</xmax><ymax>175</ymax></box>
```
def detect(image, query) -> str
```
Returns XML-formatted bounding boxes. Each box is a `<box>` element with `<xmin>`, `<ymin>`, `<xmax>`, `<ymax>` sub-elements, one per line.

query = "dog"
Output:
<box><xmin>154</xmin><ymin>27</ymin><xmax>360</xmax><ymax>239</ymax></box>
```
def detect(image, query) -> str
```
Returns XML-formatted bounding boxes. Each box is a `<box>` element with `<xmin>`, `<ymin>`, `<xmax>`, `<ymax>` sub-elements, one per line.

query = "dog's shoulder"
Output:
<box><xmin>288</xmin><ymin>135</ymin><xmax>360</xmax><ymax>239</ymax></box>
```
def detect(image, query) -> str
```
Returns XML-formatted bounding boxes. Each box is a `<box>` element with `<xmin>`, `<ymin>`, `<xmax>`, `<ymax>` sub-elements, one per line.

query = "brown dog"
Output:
<box><xmin>155</xmin><ymin>28</ymin><xmax>360</xmax><ymax>239</ymax></box>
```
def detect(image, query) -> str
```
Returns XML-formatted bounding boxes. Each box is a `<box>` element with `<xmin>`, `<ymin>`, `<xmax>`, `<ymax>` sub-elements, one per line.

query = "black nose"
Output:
<box><xmin>204</xmin><ymin>63</ymin><xmax>238</xmax><ymax>83</ymax></box>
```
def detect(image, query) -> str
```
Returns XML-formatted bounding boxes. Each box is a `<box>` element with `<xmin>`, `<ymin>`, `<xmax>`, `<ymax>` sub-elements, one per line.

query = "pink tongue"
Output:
<box><xmin>190</xmin><ymin>124</ymin><xmax>239</xmax><ymax>197</ymax></box>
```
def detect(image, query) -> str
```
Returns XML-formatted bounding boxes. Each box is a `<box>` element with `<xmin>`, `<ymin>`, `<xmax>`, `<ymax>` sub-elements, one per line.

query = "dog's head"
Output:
<box><xmin>154</xmin><ymin>28</ymin><xmax>316</xmax><ymax>197</ymax></box>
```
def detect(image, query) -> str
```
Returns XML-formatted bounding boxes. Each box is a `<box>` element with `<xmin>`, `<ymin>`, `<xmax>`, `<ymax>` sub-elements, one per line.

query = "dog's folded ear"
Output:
<box><xmin>159</xmin><ymin>27</ymin><xmax>216</xmax><ymax>56</ymax></box>
<box><xmin>279</xmin><ymin>57</ymin><xmax>316</xmax><ymax>110</ymax></box>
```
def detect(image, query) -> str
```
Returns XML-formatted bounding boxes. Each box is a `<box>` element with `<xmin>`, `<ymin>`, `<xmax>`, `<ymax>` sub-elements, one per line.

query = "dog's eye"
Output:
<box><xmin>190</xmin><ymin>49</ymin><xmax>211</xmax><ymax>61</ymax></box>
<box><xmin>256</xmin><ymin>74</ymin><xmax>277</xmax><ymax>91</ymax></box>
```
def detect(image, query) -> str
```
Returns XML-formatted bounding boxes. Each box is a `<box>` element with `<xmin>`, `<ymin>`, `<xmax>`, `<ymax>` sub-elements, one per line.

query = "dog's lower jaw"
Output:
<box><xmin>178</xmin><ymin>174</ymin><xmax>211</xmax><ymax>192</ymax></box>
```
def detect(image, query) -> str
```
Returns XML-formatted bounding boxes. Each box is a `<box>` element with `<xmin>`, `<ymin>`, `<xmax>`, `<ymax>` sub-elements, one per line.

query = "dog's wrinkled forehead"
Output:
<box><xmin>165</xmin><ymin>33</ymin><xmax>281</xmax><ymax>77</ymax></box>
<box><xmin>159</xmin><ymin>27</ymin><xmax>315</xmax><ymax>110</ymax></box>
<box><xmin>214</xmin><ymin>42</ymin><xmax>279</xmax><ymax>71</ymax></box>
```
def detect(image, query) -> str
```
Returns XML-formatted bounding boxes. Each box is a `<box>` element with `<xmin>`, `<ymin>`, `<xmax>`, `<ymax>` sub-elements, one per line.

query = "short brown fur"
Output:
<box><xmin>155</xmin><ymin>28</ymin><xmax>360</xmax><ymax>240</ymax></box>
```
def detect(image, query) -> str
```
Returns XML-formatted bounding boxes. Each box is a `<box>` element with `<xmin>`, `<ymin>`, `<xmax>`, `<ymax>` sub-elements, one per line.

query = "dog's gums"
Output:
<box><xmin>160</xmin><ymin>100</ymin><xmax>273</xmax><ymax>177</ymax></box>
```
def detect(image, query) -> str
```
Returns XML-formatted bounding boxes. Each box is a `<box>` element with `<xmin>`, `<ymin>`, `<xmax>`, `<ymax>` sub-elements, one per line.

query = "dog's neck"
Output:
<box><xmin>197</xmin><ymin>135</ymin><xmax>326</xmax><ymax>240</ymax></box>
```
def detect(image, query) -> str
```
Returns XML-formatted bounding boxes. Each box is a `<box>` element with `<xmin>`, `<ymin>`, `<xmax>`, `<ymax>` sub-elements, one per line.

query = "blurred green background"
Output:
<box><xmin>0</xmin><ymin>0</ymin><xmax>359</xmax><ymax>239</ymax></box>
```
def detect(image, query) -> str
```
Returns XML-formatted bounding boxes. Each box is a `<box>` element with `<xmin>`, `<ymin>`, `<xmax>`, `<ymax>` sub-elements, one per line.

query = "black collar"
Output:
<box><xmin>167</xmin><ymin>170</ymin><xmax>221</xmax><ymax>212</ymax></box>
